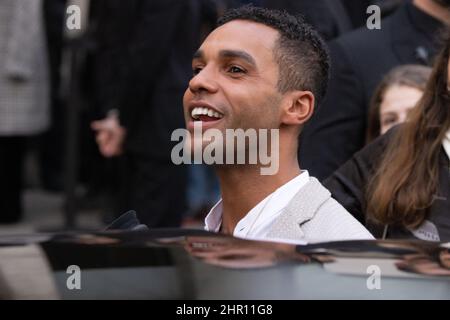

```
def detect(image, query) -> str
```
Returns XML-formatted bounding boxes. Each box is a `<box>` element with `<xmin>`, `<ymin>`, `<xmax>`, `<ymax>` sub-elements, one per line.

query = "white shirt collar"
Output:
<box><xmin>443</xmin><ymin>130</ymin><xmax>450</xmax><ymax>164</ymax></box>
<box><xmin>204</xmin><ymin>171</ymin><xmax>310</xmax><ymax>239</ymax></box>
<box><xmin>204</xmin><ymin>200</ymin><xmax>223</xmax><ymax>233</ymax></box>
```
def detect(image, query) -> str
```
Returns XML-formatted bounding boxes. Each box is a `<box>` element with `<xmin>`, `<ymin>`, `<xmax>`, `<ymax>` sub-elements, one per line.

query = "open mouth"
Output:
<box><xmin>191</xmin><ymin>107</ymin><xmax>224</xmax><ymax>122</ymax></box>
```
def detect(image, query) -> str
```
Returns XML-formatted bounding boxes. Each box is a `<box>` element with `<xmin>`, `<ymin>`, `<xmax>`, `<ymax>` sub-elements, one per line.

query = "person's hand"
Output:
<box><xmin>91</xmin><ymin>111</ymin><xmax>126</xmax><ymax>158</ymax></box>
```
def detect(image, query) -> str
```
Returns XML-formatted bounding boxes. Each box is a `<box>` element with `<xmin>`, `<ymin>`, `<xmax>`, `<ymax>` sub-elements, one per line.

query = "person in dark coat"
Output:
<box><xmin>40</xmin><ymin>0</ymin><xmax>67</xmax><ymax>192</ymax></box>
<box><xmin>261</xmin><ymin>1</ymin><xmax>399</xmax><ymax>42</ymax></box>
<box><xmin>262</xmin><ymin>0</ymin><xmax>353</xmax><ymax>41</ymax></box>
<box><xmin>90</xmin><ymin>0</ymin><xmax>217</xmax><ymax>227</ymax></box>
<box><xmin>324</xmin><ymin>31</ymin><xmax>450</xmax><ymax>241</ymax></box>
<box><xmin>299</xmin><ymin>0</ymin><xmax>450</xmax><ymax>181</ymax></box>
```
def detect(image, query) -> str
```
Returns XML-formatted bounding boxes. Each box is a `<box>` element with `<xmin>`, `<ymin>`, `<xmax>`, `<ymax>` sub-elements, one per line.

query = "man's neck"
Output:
<box><xmin>216</xmin><ymin>160</ymin><xmax>301</xmax><ymax>235</ymax></box>
<box><xmin>414</xmin><ymin>0</ymin><xmax>450</xmax><ymax>25</ymax></box>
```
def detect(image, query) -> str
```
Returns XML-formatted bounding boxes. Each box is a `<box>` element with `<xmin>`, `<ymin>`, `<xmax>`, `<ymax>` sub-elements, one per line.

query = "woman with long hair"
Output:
<box><xmin>325</xmin><ymin>31</ymin><xmax>450</xmax><ymax>241</ymax></box>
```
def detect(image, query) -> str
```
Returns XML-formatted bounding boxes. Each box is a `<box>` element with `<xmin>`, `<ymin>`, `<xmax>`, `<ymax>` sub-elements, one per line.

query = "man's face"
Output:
<box><xmin>183</xmin><ymin>20</ymin><xmax>283</xmax><ymax>147</ymax></box>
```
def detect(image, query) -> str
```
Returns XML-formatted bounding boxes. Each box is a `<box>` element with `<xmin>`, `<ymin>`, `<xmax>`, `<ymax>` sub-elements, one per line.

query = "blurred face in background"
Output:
<box><xmin>379</xmin><ymin>85</ymin><xmax>424</xmax><ymax>134</ymax></box>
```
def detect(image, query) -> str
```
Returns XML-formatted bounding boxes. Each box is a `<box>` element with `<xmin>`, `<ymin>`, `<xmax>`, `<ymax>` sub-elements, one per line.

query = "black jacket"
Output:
<box><xmin>262</xmin><ymin>0</ymin><xmax>354</xmax><ymax>41</ymax></box>
<box><xmin>299</xmin><ymin>2</ymin><xmax>446</xmax><ymax>181</ymax></box>
<box><xmin>91</xmin><ymin>0</ymin><xmax>215</xmax><ymax>159</ymax></box>
<box><xmin>324</xmin><ymin>128</ymin><xmax>450</xmax><ymax>242</ymax></box>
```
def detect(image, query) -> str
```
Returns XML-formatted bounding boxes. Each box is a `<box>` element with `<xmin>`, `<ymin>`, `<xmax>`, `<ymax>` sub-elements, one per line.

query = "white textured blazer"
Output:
<box><xmin>0</xmin><ymin>0</ymin><xmax>49</xmax><ymax>135</ymax></box>
<box><xmin>267</xmin><ymin>178</ymin><xmax>374</xmax><ymax>243</ymax></box>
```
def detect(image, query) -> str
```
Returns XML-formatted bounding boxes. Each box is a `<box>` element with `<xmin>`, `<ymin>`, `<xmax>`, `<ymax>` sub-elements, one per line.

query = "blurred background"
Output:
<box><xmin>0</xmin><ymin>0</ymin><xmax>446</xmax><ymax>234</ymax></box>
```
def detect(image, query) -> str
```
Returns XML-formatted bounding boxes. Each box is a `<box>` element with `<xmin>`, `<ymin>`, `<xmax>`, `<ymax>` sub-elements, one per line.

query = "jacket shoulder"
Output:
<box><xmin>267</xmin><ymin>179</ymin><xmax>374</xmax><ymax>242</ymax></box>
<box><xmin>303</xmin><ymin>197</ymin><xmax>374</xmax><ymax>242</ymax></box>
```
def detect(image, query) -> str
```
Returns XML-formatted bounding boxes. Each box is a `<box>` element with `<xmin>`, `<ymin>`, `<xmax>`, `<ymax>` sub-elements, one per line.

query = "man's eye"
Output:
<box><xmin>228</xmin><ymin>66</ymin><xmax>245</xmax><ymax>74</ymax></box>
<box><xmin>193</xmin><ymin>67</ymin><xmax>203</xmax><ymax>75</ymax></box>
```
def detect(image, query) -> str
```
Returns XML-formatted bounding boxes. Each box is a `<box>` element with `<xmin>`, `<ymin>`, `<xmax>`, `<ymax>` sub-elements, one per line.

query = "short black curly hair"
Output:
<box><xmin>218</xmin><ymin>5</ymin><xmax>330</xmax><ymax>107</ymax></box>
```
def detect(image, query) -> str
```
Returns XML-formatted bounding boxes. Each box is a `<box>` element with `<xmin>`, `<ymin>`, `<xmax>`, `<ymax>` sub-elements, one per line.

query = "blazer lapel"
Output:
<box><xmin>267</xmin><ymin>178</ymin><xmax>331</xmax><ymax>241</ymax></box>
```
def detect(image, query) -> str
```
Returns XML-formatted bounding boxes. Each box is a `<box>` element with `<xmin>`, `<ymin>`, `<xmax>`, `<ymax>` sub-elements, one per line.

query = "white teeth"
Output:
<box><xmin>190</xmin><ymin>107</ymin><xmax>223</xmax><ymax>119</ymax></box>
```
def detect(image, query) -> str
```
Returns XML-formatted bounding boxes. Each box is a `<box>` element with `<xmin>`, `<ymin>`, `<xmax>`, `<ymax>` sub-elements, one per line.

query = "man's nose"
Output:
<box><xmin>188</xmin><ymin>67</ymin><xmax>219</xmax><ymax>94</ymax></box>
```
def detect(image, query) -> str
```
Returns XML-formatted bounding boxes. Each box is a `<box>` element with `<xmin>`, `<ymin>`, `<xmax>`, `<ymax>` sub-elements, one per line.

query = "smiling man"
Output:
<box><xmin>182</xmin><ymin>6</ymin><xmax>373</xmax><ymax>243</ymax></box>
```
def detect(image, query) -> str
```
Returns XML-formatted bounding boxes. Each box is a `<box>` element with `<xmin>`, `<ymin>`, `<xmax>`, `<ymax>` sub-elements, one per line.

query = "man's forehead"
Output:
<box><xmin>198</xmin><ymin>20</ymin><xmax>279</xmax><ymax>59</ymax></box>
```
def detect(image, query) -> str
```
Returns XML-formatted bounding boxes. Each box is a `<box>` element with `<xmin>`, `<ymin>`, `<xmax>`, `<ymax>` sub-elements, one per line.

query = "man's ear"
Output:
<box><xmin>280</xmin><ymin>91</ymin><xmax>315</xmax><ymax>125</ymax></box>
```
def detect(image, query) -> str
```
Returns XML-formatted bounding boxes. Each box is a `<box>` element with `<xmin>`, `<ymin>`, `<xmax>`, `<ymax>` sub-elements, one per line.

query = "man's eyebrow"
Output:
<box><xmin>192</xmin><ymin>49</ymin><xmax>257</xmax><ymax>67</ymax></box>
<box><xmin>193</xmin><ymin>50</ymin><xmax>204</xmax><ymax>60</ymax></box>
<box><xmin>219</xmin><ymin>50</ymin><xmax>256</xmax><ymax>67</ymax></box>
